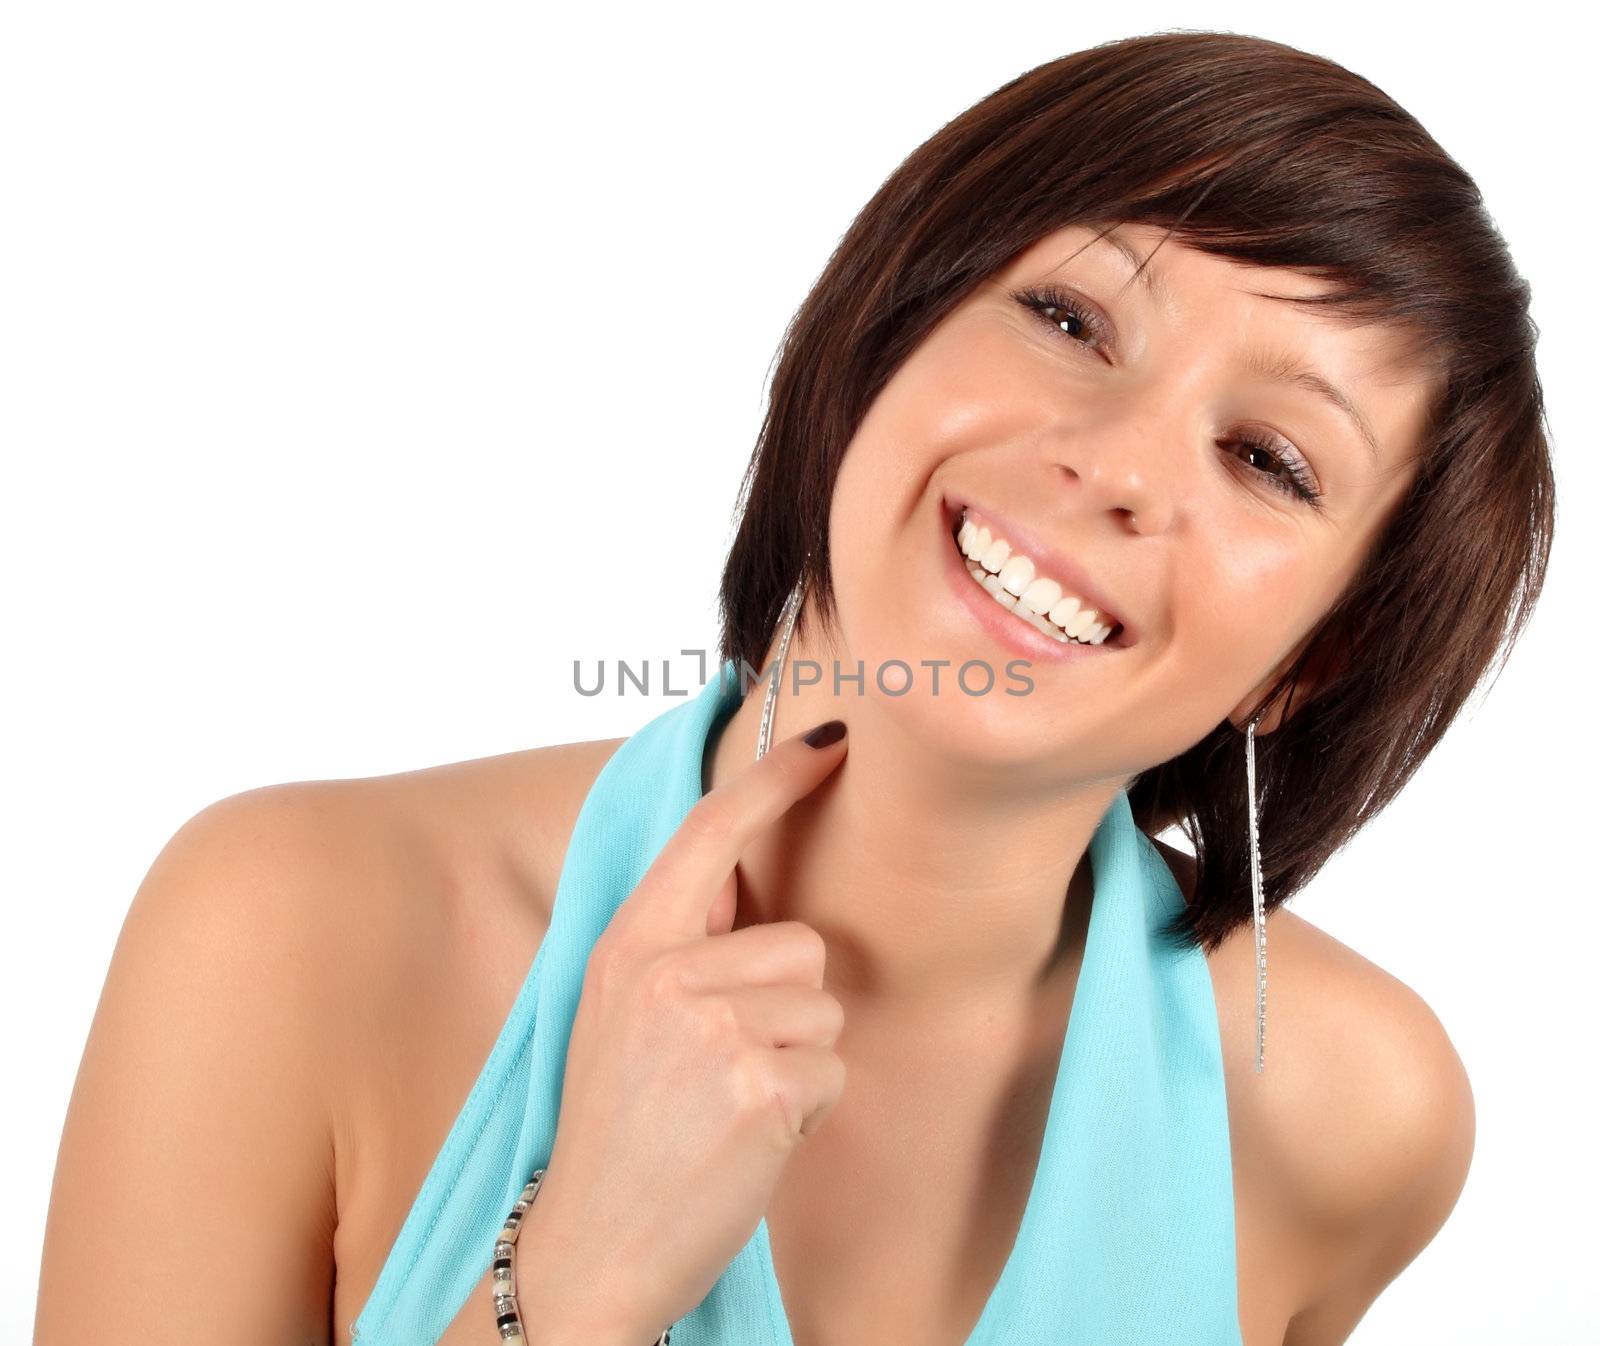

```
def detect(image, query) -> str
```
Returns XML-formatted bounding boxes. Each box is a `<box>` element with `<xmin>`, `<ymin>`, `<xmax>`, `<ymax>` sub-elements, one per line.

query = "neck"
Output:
<box><xmin>703</xmin><ymin>627</ymin><xmax>1132</xmax><ymax>1025</ymax></box>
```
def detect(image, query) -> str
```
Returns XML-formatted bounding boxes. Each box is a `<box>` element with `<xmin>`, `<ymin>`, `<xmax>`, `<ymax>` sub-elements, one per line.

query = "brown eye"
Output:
<box><xmin>1231</xmin><ymin>430</ymin><xmax>1322</xmax><ymax>506</ymax></box>
<box><xmin>1041</xmin><ymin>304</ymin><xmax>1089</xmax><ymax>338</ymax></box>
<box><xmin>1012</xmin><ymin>285</ymin><xmax>1111</xmax><ymax>349</ymax></box>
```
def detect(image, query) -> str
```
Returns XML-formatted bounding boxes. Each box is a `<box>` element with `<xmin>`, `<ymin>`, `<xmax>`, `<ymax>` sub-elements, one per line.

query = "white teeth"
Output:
<box><xmin>979</xmin><ymin>537</ymin><xmax>1010</xmax><ymax>573</ymax></box>
<box><xmin>1047</xmin><ymin>595</ymin><xmax>1082</xmax><ymax>628</ymax></box>
<box><xmin>1063</xmin><ymin>606</ymin><xmax>1096</xmax><ymax>638</ymax></box>
<box><xmin>979</xmin><ymin>571</ymin><xmax>1017</xmax><ymax>607</ymax></box>
<box><xmin>952</xmin><ymin>507</ymin><xmax>1118</xmax><ymax>646</ymax></box>
<box><xmin>985</xmin><ymin>578</ymin><xmax>1019</xmax><ymax>610</ymax></box>
<box><xmin>1019</xmin><ymin>576</ymin><xmax>1062</xmax><ymax>614</ymax></box>
<box><xmin>998</xmin><ymin>554</ymin><xmax>1035</xmax><ymax>595</ymax></box>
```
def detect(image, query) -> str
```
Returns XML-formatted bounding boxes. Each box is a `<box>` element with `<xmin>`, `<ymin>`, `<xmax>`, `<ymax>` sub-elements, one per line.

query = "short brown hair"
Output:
<box><xmin>716</xmin><ymin>30</ymin><xmax>1555</xmax><ymax>953</ymax></box>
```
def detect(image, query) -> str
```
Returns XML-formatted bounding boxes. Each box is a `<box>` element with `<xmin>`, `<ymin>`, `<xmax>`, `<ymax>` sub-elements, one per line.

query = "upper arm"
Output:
<box><xmin>36</xmin><ymin>786</ymin><xmax>344</xmax><ymax>1344</ymax></box>
<box><xmin>1279</xmin><ymin>966</ymin><xmax>1476</xmax><ymax>1346</ymax></box>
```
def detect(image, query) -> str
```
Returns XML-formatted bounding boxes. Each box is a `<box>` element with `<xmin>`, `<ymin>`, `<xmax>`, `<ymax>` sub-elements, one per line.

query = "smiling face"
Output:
<box><xmin>821</xmin><ymin>221</ymin><xmax>1441</xmax><ymax>786</ymax></box>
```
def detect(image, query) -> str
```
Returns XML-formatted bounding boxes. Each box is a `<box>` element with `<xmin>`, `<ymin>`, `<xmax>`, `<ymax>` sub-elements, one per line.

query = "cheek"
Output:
<box><xmin>1178</xmin><ymin>530</ymin><xmax>1324</xmax><ymax>678</ymax></box>
<box><xmin>825</xmin><ymin>430</ymin><xmax>899</xmax><ymax>619</ymax></box>
<box><xmin>825</xmin><ymin>343</ymin><xmax>974</xmax><ymax>587</ymax></box>
<box><xmin>829</xmin><ymin>321</ymin><xmax>1050</xmax><ymax>544</ymax></box>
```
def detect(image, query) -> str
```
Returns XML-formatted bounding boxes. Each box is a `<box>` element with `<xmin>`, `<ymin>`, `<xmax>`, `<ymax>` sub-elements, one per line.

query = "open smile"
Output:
<box><xmin>939</xmin><ymin>496</ymin><xmax>1135</xmax><ymax>662</ymax></box>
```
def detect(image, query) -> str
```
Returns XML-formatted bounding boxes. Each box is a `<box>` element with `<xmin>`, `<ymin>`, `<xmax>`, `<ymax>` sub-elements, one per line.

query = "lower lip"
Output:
<box><xmin>938</xmin><ymin>503</ymin><xmax>1127</xmax><ymax>665</ymax></box>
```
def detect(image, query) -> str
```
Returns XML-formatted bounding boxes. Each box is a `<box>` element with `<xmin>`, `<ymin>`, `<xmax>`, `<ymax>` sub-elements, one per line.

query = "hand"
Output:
<box><xmin>526</xmin><ymin>718</ymin><xmax>851</xmax><ymax>1338</ymax></box>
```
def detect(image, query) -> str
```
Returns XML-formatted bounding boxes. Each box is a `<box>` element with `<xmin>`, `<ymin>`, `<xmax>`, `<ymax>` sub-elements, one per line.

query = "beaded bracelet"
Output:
<box><xmin>491</xmin><ymin>1166</ymin><xmax>673</xmax><ymax>1345</ymax></box>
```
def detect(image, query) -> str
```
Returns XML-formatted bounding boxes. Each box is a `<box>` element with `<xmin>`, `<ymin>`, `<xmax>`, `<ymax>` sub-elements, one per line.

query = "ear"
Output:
<box><xmin>1228</xmin><ymin>620</ymin><xmax>1350</xmax><ymax>736</ymax></box>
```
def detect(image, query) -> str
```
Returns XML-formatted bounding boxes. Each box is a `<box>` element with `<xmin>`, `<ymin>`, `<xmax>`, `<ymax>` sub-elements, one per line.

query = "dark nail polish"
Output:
<box><xmin>803</xmin><ymin>719</ymin><xmax>846</xmax><ymax>748</ymax></box>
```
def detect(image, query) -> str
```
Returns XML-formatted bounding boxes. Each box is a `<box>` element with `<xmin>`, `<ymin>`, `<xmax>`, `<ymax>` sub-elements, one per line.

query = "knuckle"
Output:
<box><xmin>771</xmin><ymin>750</ymin><xmax>819</xmax><ymax>802</ymax></box>
<box><xmin>820</xmin><ymin>993</ymin><xmax>846</xmax><ymax>1042</ymax></box>
<box><xmin>787</xmin><ymin>922</ymin><xmax>828</xmax><ymax>972</ymax></box>
<box><xmin>695</xmin><ymin>993</ymin><xmax>742</xmax><ymax>1049</ymax></box>
<box><xmin>639</xmin><ymin>951</ymin><xmax>689</xmax><ymax>1005</ymax></box>
<box><xmin>731</xmin><ymin>1051</ymin><xmax>798</xmax><ymax>1143</ymax></box>
<box><xmin>766</xmin><ymin>746</ymin><xmax>807</xmax><ymax>787</ymax></box>
<box><xmin>682</xmin><ymin>796</ymin><xmax>730</xmax><ymax>844</ymax></box>
<box><xmin>585</xmin><ymin>933</ymin><xmax>632</xmax><ymax>992</ymax></box>
<box><xmin>587</xmin><ymin>929</ymin><xmax>656</xmax><ymax>1004</ymax></box>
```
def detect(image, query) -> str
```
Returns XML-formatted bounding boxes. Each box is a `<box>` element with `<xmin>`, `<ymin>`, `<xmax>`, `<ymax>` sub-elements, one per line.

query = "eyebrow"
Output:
<box><xmin>1242</xmin><ymin>347</ymin><xmax>1383</xmax><ymax>463</ymax></box>
<box><xmin>1093</xmin><ymin>226</ymin><xmax>1383</xmax><ymax>463</ymax></box>
<box><xmin>1096</xmin><ymin>226</ymin><xmax>1174</xmax><ymax>310</ymax></box>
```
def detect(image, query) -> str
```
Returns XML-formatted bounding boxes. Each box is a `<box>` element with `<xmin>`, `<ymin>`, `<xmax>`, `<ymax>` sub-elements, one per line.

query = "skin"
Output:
<box><xmin>715</xmin><ymin>219</ymin><xmax>1439</xmax><ymax>1008</ymax></box>
<box><xmin>685</xmin><ymin>222</ymin><xmax>1466</xmax><ymax>1342</ymax></box>
<box><xmin>34</xmin><ymin>224</ymin><xmax>1475</xmax><ymax>1346</ymax></box>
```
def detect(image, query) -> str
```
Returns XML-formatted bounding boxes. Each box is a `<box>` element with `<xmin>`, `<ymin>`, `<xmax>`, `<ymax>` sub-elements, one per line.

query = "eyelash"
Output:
<box><xmin>1011</xmin><ymin>284</ymin><xmax>1326</xmax><ymax>509</ymax></box>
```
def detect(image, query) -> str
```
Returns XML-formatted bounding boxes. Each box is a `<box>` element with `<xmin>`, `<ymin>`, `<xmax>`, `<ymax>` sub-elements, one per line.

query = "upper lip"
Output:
<box><xmin>944</xmin><ymin>494</ymin><xmax>1135</xmax><ymax>644</ymax></box>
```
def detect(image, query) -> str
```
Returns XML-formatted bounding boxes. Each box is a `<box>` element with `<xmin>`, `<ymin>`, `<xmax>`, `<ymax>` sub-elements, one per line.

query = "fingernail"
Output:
<box><xmin>803</xmin><ymin>719</ymin><xmax>846</xmax><ymax>748</ymax></box>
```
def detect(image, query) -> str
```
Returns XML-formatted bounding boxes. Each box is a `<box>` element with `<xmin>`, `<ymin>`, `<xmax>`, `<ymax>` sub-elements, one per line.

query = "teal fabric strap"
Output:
<box><xmin>350</xmin><ymin>661</ymin><xmax>1242</xmax><ymax>1345</ymax></box>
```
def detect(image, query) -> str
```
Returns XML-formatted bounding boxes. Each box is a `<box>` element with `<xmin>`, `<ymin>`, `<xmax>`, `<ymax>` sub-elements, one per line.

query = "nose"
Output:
<box><xmin>1043</xmin><ymin>414</ymin><xmax>1178</xmax><ymax>535</ymax></box>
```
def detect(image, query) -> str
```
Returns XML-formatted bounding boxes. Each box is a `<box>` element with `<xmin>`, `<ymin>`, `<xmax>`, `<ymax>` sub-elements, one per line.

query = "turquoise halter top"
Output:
<box><xmin>349</xmin><ymin>662</ymin><xmax>1243</xmax><ymax>1345</ymax></box>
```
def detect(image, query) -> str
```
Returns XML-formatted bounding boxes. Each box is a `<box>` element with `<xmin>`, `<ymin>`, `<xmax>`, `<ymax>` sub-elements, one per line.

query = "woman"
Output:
<box><xmin>35</xmin><ymin>30</ymin><xmax>1552</xmax><ymax>1346</ymax></box>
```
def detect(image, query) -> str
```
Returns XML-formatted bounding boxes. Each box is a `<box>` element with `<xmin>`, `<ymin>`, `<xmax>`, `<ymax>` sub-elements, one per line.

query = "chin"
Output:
<box><xmin>835</xmin><ymin>614</ymin><xmax>1074</xmax><ymax>770</ymax></box>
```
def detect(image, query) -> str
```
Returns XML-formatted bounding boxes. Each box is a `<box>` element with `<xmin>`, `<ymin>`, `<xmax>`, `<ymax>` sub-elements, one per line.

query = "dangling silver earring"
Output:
<box><xmin>1244</xmin><ymin>709</ymin><xmax>1268</xmax><ymax>1074</ymax></box>
<box><xmin>756</xmin><ymin>571</ymin><xmax>807</xmax><ymax>763</ymax></box>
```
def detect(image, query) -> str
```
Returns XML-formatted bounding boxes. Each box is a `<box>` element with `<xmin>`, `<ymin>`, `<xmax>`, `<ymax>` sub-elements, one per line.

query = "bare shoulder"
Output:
<box><xmin>281</xmin><ymin>733</ymin><xmax>632</xmax><ymax>940</ymax></box>
<box><xmin>36</xmin><ymin>736</ymin><xmax>631</xmax><ymax>1342</ymax></box>
<box><xmin>303</xmin><ymin>737</ymin><xmax>629</xmax><ymax>1341</ymax></box>
<box><xmin>1208</xmin><ymin>901</ymin><xmax>1476</xmax><ymax>1345</ymax></box>
<box><xmin>37</xmin><ymin>782</ymin><xmax>368</xmax><ymax>1338</ymax></box>
<box><xmin>195</xmin><ymin>733</ymin><xmax>632</xmax><ymax>1072</ymax></box>
<box><xmin>257</xmin><ymin>732</ymin><xmax>634</xmax><ymax>1075</ymax></box>
<box><xmin>436</xmin><ymin>736</ymin><xmax>632</xmax><ymax>912</ymax></box>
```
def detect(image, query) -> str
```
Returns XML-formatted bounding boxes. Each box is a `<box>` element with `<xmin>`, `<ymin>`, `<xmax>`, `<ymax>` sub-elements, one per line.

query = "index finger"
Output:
<box><xmin>618</xmin><ymin>719</ymin><xmax>847</xmax><ymax>940</ymax></box>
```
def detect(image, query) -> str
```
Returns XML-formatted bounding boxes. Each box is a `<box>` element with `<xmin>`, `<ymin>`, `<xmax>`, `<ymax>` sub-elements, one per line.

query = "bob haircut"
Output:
<box><xmin>717</xmin><ymin>30</ymin><xmax>1555</xmax><ymax>954</ymax></box>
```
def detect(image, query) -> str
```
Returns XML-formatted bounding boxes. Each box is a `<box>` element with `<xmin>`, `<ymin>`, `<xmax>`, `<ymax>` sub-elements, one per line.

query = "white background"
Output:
<box><xmin>3</xmin><ymin>4</ymin><xmax>1593</xmax><ymax>1343</ymax></box>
